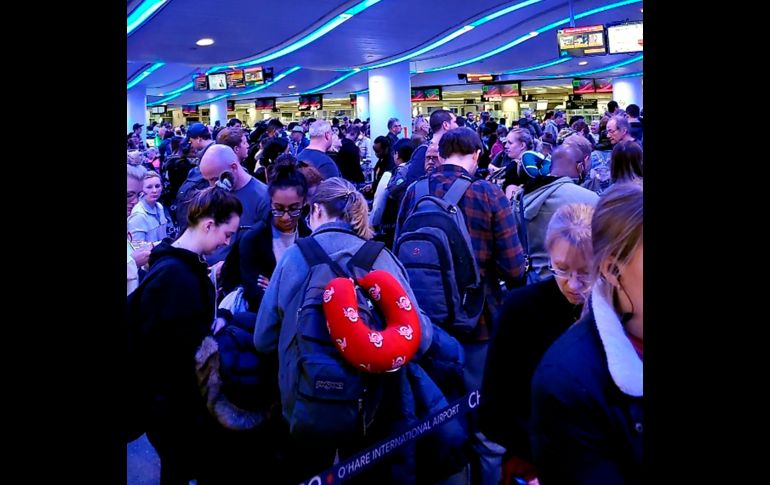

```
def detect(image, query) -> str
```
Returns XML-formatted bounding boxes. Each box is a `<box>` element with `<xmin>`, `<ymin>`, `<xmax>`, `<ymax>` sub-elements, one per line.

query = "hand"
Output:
<box><xmin>211</xmin><ymin>317</ymin><xmax>227</xmax><ymax>334</ymax></box>
<box><xmin>361</xmin><ymin>184</ymin><xmax>373</xmax><ymax>193</ymax></box>
<box><xmin>131</xmin><ymin>248</ymin><xmax>152</xmax><ymax>267</ymax></box>
<box><xmin>257</xmin><ymin>274</ymin><xmax>270</xmax><ymax>290</ymax></box>
<box><xmin>505</xmin><ymin>184</ymin><xmax>523</xmax><ymax>200</ymax></box>
<box><xmin>208</xmin><ymin>261</ymin><xmax>224</xmax><ymax>280</ymax></box>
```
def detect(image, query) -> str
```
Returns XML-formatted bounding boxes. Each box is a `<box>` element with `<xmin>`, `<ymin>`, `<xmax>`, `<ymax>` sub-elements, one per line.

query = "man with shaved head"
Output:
<box><xmin>517</xmin><ymin>144</ymin><xmax>599</xmax><ymax>280</ymax></box>
<box><xmin>199</xmin><ymin>144</ymin><xmax>271</xmax><ymax>263</ymax></box>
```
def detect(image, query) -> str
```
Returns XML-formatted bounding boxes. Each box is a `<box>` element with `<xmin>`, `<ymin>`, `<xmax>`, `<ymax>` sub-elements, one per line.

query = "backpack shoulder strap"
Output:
<box><xmin>414</xmin><ymin>176</ymin><xmax>430</xmax><ymax>200</ymax></box>
<box><xmin>296</xmin><ymin>237</ymin><xmax>348</xmax><ymax>278</ymax></box>
<box><xmin>442</xmin><ymin>177</ymin><xmax>473</xmax><ymax>206</ymax></box>
<box><xmin>349</xmin><ymin>240</ymin><xmax>385</xmax><ymax>273</ymax></box>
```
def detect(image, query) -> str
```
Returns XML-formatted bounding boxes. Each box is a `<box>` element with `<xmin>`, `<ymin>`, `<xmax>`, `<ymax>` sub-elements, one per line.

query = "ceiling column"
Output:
<box><xmin>209</xmin><ymin>99</ymin><xmax>229</xmax><ymax>128</ymax></box>
<box><xmin>613</xmin><ymin>76</ymin><xmax>643</xmax><ymax>111</ymax></box>
<box><xmin>368</xmin><ymin>61</ymin><xmax>411</xmax><ymax>142</ymax></box>
<box><xmin>127</xmin><ymin>86</ymin><xmax>147</xmax><ymax>137</ymax></box>
<box><xmin>356</xmin><ymin>92</ymin><xmax>369</xmax><ymax>122</ymax></box>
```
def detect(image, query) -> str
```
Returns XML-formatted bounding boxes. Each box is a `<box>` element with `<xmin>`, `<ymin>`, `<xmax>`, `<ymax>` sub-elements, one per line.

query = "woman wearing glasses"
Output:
<box><xmin>530</xmin><ymin>182</ymin><xmax>643</xmax><ymax>484</ymax></box>
<box><xmin>479</xmin><ymin>203</ymin><xmax>595</xmax><ymax>485</ymax></box>
<box><xmin>220</xmin><ymin>157</ymin><xmax>312</xmax><ymax>311</ymax></box>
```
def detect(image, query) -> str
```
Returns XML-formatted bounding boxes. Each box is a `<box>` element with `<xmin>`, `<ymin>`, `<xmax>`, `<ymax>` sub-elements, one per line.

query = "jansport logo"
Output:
<box><xmin>315</xmin><ymin>380</ymin><xmax>344</xmax><ymax>391</ymax></box>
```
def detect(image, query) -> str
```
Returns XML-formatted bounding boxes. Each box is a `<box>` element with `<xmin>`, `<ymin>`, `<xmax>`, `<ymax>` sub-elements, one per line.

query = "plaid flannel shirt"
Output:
<box><xmin>396</xmin><ymin>164</ymin><xmax>526</xmax><ymax>340</ymax></box>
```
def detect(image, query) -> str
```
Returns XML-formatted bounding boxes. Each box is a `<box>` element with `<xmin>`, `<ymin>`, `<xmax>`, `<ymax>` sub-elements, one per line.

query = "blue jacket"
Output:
<box><xmin>530</xmin><ymin>286</ymin><xmax>643</xmax><ymax>484</ymax></box>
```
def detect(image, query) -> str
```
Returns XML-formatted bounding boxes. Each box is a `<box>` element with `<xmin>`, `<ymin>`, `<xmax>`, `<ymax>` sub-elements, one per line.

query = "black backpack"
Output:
<box><xmin>170</xmin><ymin>167</ymin><xmax>209</xmax><ymax>234</ymax></box>
<box><xmin>279</xmin><ymin>235</ymin><xmax>389</xmax><ymax>447</ymax></box>
<box><xmin>394</xmin><ymin>176</ymin><xmax>485</xmax><ymax>337</ymax></box>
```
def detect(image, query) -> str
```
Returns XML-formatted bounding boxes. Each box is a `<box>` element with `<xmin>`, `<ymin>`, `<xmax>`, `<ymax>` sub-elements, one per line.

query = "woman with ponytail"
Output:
<box><xmin>129</xmin><ymin>171</ymin><xmax>243</xmax><ymax>483</ymax></box>
<box><xmin>529</xmin><ymin>181</ymin><xmax>643</xmax><ymax>484</ymax></box>
<box><xmin>253</xmin><ymin>177</ymin><xmax>436</xmax><ymax>482</ymax></box>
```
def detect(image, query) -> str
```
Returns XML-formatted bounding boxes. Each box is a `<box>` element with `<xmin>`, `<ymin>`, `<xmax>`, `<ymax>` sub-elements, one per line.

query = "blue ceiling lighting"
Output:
<box><xmin>127</xmin><ymin>62</ymin><xmax>165</xmax><ymax>90</ymax></box>
<box><xmin>421</xmin><ymin>0</ymin><xmax>642</xmax><ymax>72</ymax></box>
<box><xmin>147</xmin><ymin>93</ymin><xmax>182</xmax><ymax>107</ymax></box>
<box><xmin>301</xmin><ymin>69</ymin><xmax>362</xmax><ymax>94</ymax></box>
<box><xmin>166</xmin><ymin>82</ymin><xmax>195</xmax><ymax>96</ymax></box>
<box><xmin>205</xmin><ymin>0</ymin><xmax>381</xmax><ymax>72</ymax></box>
<box><xmin>615</xmin><ymin>71</ymin><xmax>643</xmax><ymax>78</ymax></box>
<box><xmin>353</xmin><ymin>88</ymin><xmax>369</xmax><ymax>95</ymax></box>
<box><xmin>533</xmin><ymin>54</ymin><xmax>642</xmax><ymax>78</ymax></box>
<box><xmin>362</xmin><ymin>0</ymin><xmax>544</xmax><ymax>70</ymax></box>
<box><xmin>127</xmin><ymin>0</ymin><xmax>169</xmax><ymax>35</ymax></box>
<box><xmin>499</xmin><ymin>57</ymin><xmax>571</xmax><ymax>74</ymax></box>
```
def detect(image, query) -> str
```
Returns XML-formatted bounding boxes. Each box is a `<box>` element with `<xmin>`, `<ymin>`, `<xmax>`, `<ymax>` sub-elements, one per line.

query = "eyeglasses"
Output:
<box><xmin>127</xmin><ymin>191</ymin><xmax>145</xmax><ymax>200</ymax></box>
<box><xmin>271</xmin><ymin>207</ymin><xmax>303</xmax><ymax>218</ymax></box>
<box><xmin>548</xmin><ymin>265</ymin><xmax>591</xmax><ymax>286</ymax></box>
<box><xmin>425</xmin><ymin>156</ymin><xmax>440</xmax><ymax>161</ymax></box>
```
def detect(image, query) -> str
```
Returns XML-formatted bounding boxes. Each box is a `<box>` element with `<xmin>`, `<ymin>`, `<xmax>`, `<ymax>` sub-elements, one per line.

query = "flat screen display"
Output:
<box><xmin>208</xmin><ymin>73</ymin><xmax>227</xmax><ymax>90</ymax></box>
<box><xmin>193</xmin><ymin>74</ymin><xmax>208</xmax><ymax>91</ymax></box>
<box><xmin>572</xmin><ymin>78</ymin><xmax>596</xmax><ymax>94</ymax></box>
<box><xmin>255</xmin><ymin>98</ymin><xmax>276</xmax><ymax>110</ymax></box>
<box><xmin>226</xmin><ymin>70</ymin><xmax>246</xmax><ymax>89</ymax></box>
<box><xmin>607</xmin><ymin>21</ymin><xmax>643</xmax><ymax>54</ymax></box>
<box><xmin>411</xmin><ymin>86</ymin><xmax>442</xmax><ymax>102</ymax></box>
<box><xmin>244</xmin><ymin>66</ymin><xmax>264</xmax><ymax>85</ymax></box>
<box><xmin>227</xmin><ymin>100</ymin><xmax>235</xmax><ymax>112</ymax></box>
<box><xmin>594</xmin><ymin>78</ymin><xmax>613</xmax><ymax>93</ymax></box>
<box><xmin>557</xmin><ymin>25</ymin><xmax>607</xmax><ymax>57</ymax></box>
<box><xmin>482</xmin><ymin>84</ymin><xmax>501</xmax><ymax>101</ymax></box>
<box><xmin>298</xmin><ymin>94</ymin><xmax>322</xmax><ymax>111</ymax></box>
<box><xmin>182</xmin><ymin>105</ymin><xmax>199</xmax><ymax>115</ymax></box>
<box><xmin>499</xmin><ymin>82</ymin><xmax>520</xmax><ymax>97</ymax></box>
<box><xmin>349</xmin><ymin>94</ymin><xmax>357</xmax><ymax>105</ymax></box>
<box><xmin>150</xmin><ymin>106</ymin><xmax>167</xmax><ymax>114</ymax></box>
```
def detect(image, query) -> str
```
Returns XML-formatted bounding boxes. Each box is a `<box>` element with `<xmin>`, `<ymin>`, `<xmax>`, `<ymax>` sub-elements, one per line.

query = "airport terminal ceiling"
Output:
<box><xmin>127</xmin><ymin>0</ymin><xmax>643</xmax><ymax>106</ymax></box>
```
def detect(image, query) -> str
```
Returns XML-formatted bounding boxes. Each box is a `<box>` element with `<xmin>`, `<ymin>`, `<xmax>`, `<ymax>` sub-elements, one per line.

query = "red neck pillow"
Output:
<box><xmin>322</xmin><ymin>269</ymin><xmax>421</xmax><ymax>373</ymax></box>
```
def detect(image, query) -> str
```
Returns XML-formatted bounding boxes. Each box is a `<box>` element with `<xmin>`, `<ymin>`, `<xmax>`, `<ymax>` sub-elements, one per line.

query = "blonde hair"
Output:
<box><xmin>545</xmin><ymin>203</ymin><xmax>595</xmax><ymax>260</ymax></box>
<box><xmin>310</xmin><ymin>177</ymin><xmax>373</xmax><ymax>239</ymax></box>
<box><xmin>143</xmin><ymin>170</ymin><xmax>161</xmax><ymax>181</ymax></box>
<box><xmin>591</xmin><ymin>181</ymin><xmax>643</xmax><ymax>304</ymax></box>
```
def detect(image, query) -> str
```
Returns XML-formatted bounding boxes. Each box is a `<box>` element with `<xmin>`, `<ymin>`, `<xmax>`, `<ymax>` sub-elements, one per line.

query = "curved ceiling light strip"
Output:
<box><xmin>147</xmin><ymin>93</ymin><xmax>183</xmax><ymax>106</ymax></box>
<box><xmin>191</xmin><ymin>66</ymin><xmax>303</xmax><ymax>105</ymax></box>
<box><xmin>301</xmin><ymin>69</ymin><xmax>363</xmax><ymax>94</ymax></box>
<box><xmin>614</xmin><ymin>71</ymin><xmax>642</xmax><ymax>78</ymax></box>
<box><xmin>359</xmin><ymin>0</ymin><xmax>545</xmax><ymax>71</ymax></box>
<box><xmin>499</xmin><ymin>56</ymin><xmax>571</xmax><ymax>74</ymax></box>
<box><xmin>127</xmin><ymin>0</ymin><xmax>170</xmax><ymax>36</ymax></box>
<box><xmin>205</xmin><ymin>0</ymin><xmax>382</xmax><ymax>74</ymax></box>
<box><xmin>420</xmin><ymin>0</ymin><xmax>642</xmax><ymax>73</ymax></box>
<box><xmin>127</xmin><ymin>62</ymin><xmax>165</xmax><ymax>90</ymax></box>
<box><xmin>531</xmin><ymin>54</ymin><xmax>642</xmax><ymax>79</ymax></box>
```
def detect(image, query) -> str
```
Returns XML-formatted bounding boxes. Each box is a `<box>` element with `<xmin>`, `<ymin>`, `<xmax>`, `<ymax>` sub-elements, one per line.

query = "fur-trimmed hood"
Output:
<box><xmin>591</xmin><ymin>286</ymin><xmax>643</xmax><ymax>397</ymax></box>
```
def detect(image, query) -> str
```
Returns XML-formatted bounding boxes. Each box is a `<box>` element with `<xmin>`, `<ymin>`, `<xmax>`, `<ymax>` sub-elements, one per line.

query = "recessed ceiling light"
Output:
<box><xmin>578</xmin><ymin>61</ymin><xmax>588</xmax><ymax>66</ymax></box>
<box><xmin>288</xmin><ymin>85</ymin><xmax>296</xmax><ymax>89</ymax></box>
<box><xmin>196</xmin><ymin>38</ymin><xmax>214</xmax><ymax>46</ymax></box>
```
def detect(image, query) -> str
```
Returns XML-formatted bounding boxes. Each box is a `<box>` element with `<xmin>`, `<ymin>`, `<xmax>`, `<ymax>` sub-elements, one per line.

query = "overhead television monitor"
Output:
<box><xmin>226</xmin><ymin>70</ymin><xmax>246</xmax><ymax>89</ymax></box>
<box><xmin>263</xmin><ymin>67</ymin><xmax>274</xmax><ymax>83</ymax></box>
<box><xmin>208</xmin><ymin>73</ymin><xmax>228</xmax><ymax>90</ymax></box>
<box><xmin>411</xmin><ymin>86</ymin><xmax>442</xmax><ymax>102</ymax></box>
<box><xmin>255</xmin><ymin>98</ymin><xmax>276</xmax><ymax>110</ymax></box>
<box><xmin>298</xmin><ymin>94</ymin><xmax>322</xmax><ymax>111</ymax></box>
<box><xmin>557</xmin><ymin>25</ymin><xmax>607</xmax><ymax>57</ymax></box>
<box><xmin>481</xmin><ymin>84</ymin><xmax>501</xmax><ymax>101</ymax></box>
<box><xmin>499</xmin><ymin>82</ymin><xmax>520</xmax><ymax>97</ymax></box>
<box><xmin>227</xmin><ymin>100</ymin><xmax>235</xmax><ymax>112</ymax></box>
<box><xmin>572</xmin><ymin>78</ymin><xmax>596</xmax><ymax>94</ymax></box>
<box><xmin>182</xmin><ymin>105</ymin><xmax>199</xmax><ymax>115</ymax></box>
<box><xmin>594</xmin><ymin>78</ymin><xmax>613</xmax><ymax>93</ymax></box>
<box><xmin>150</xmin><ymin>106</ymin><xmax>167</xmax><ymax>114</ymax></box>
<box><xmin>244</xmin><ymin>66</ymin><xmax>264</xmax><ymax>85</ymax></box>
<box><xmin>607</xmin><ymin>21</ymin><xmax>643</xmax><ymax>54</ymax></box>
<box><xmin>349</xmin><ymin>94</ymin><xmax>357</xmax><ymax>106</ymax></box>
<box><xmin>193</xmin><ymin>74</ymin><xmax>208</xmax><ymax>91</ymax></box>
<box><xmin>465</xmin><ymin>73</ymin><xmax>497</xmax><ymax>83</ymax></box>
